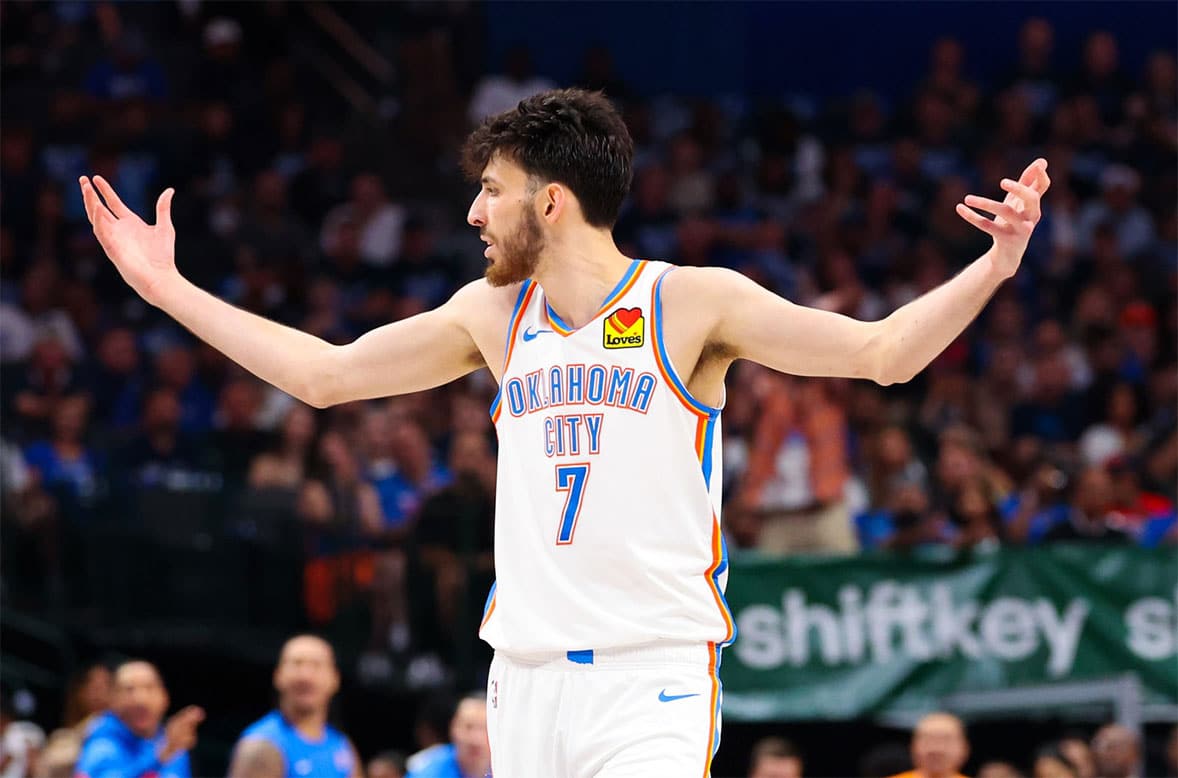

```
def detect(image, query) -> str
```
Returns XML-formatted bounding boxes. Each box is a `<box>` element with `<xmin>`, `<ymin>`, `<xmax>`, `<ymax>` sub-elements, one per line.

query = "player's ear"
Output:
<box><xmin>542</xmin><ymin>183</ymin><xmax>565</xmax><ymax>222</ymax></box>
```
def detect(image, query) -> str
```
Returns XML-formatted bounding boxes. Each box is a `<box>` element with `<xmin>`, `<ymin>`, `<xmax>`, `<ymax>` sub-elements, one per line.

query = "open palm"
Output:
<box><xmin>79</xmin><ymin>175</ymin><xmax>179</xmax><ymax>307</ymax></box>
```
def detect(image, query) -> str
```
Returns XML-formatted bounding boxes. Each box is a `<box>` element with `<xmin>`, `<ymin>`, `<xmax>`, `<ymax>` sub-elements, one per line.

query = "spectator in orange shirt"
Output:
<box><xmin>739</xmin><ymin>376</ymin><xmax>857</xmax><ymax>554</ymax></box>
<box><xmin>888</xmin><ymin>712</ymin><xmax>970</xmax><ymax>778</ymax></box>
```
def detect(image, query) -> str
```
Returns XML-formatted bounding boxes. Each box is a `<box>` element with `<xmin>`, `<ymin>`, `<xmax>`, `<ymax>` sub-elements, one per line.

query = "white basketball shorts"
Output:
<box><xmin>486</xmin><ymin>642</ymin><xmax>723</xmax><ymax>778</ymax></box>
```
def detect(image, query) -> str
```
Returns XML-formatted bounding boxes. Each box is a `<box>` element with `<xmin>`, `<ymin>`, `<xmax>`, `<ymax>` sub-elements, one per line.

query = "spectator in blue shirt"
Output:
<box><xmin>74</xmin><ymin>660</ymin><xmax>203</xmax><ymax>778</ymax></box>
<box><xmin>228</xmin><ymin>635</ymin><xmax>360</xmax><ymax>778</ymax></box>
<box><xmin>406</xmin><ymin>693</ymin><xmax>490</xmax><ymax>778</ymax></box>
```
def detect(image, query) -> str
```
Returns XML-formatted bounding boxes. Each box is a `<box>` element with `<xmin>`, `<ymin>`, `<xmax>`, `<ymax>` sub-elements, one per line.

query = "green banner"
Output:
<box><xmin>721</xmin><ymin>545</ymin><xmax>1178</xmax><ymax>720</ymax></box>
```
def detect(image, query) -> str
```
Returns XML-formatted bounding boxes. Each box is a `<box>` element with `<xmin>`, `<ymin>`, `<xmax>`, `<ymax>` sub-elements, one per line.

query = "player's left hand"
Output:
<box><xmin>956</xmin><ymin>157</ymin><xmax>1050</xmax><ymax>279</ymax></box>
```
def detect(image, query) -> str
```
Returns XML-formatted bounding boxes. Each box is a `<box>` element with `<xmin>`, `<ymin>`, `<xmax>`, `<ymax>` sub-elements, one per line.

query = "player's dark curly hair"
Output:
<box><xmin>461</xmin><ymin>88</ymin><xmax>634</xmax><ymax>228</ymax></box>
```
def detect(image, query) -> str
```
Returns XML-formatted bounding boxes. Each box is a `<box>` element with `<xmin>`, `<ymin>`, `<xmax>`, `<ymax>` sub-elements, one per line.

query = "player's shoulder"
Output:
<box><xmin>448</xmin><ymin>278</ymin><xmax>526</xmax><ymax>310</ymax></box>
<box><xmin>445</xmin><ymin>278</ymin><xmax>531</xmax><ymax>332</ymax></box>
<box><xmin>239</xmin><ymin>711</ymin><xmax>284</xmax><ymax>742</ymax></box>
<box><xmin>656</xmin><ymin>264</ymin><xmax>747</xmax><ymax>307</ymax></box>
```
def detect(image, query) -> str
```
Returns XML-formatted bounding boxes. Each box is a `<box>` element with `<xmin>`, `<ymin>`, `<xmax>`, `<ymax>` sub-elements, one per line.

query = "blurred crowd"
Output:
<box><xmin>748</xmin><ymin>714</ymin><xmax>1178</xmax><ymax>778</ymax></box>
<box><xmin>2</xmin><ymin>652</ymin><xmax>1175</xmax><ymax>778</ymax></box>
<box><xmin>0</xmin><ymin>639</ymin><xmax>487</xmax><ymax>778</ymax></box>
<box><xmin>1</xmin><ymin>0</ymin><xmax>1176</xmax><ymax>699</ymax></box>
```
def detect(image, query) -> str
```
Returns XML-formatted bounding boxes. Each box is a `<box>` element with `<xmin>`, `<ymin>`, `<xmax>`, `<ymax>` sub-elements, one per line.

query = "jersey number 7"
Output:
<box><xmin>554</xmin><ymin>463</ymin><xmax>591</xmax><ymax>545</ymax></box>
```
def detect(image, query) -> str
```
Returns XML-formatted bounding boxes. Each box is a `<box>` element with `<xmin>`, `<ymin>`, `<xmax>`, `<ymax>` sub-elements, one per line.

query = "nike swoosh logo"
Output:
<box><xmin>658</xmin><ymin>689</ymin><xmax>701</xmax><ymax>703</ymax></box>
<box><xmin>522</xmin><ymin>327</ymin><xmax>553</xmax><ymax>342</ymax></box>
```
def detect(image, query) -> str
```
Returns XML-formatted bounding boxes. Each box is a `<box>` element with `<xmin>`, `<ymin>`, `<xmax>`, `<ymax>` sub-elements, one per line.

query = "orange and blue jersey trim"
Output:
<box><xmin>703</xmin><ymin>641</ymin><xmax>723</xmax><ymax>776</ymax></box>
<box><xmin>490</xmin><ymin>280</ymin><xmax>537</xmax><ymax>423</ymax></box>
<box><xmin>545</xmin><ymin>259</ymin><xmax>646</xmax><ymax>335</ymax></box>
<box><xmin>480</xmin><ymin>580</ymin><xmax>497</xmax><ymax>630</ymax></box>
<box><xmin>650</xmin><ymin>267</ymin><xmax>722</xmax><ymax>420</ymax></box>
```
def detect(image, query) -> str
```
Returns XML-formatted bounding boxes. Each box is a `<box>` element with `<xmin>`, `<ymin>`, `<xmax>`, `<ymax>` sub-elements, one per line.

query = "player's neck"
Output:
<box><xmin>280</xmin><ymin>703</ymin><xmax>327</xmax><ymax>741</ymax></box>
<box><xmin>533</xmin><ymin>228</ymin><xmax>632</xmax><ymax>329</ymax></box>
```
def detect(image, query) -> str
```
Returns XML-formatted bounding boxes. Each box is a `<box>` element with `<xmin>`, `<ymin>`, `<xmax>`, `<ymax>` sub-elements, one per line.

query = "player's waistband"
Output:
<box><xmin>495</xmin><ymin>641</ymin><xmax>716</xmax><ymax>670</ymax></box>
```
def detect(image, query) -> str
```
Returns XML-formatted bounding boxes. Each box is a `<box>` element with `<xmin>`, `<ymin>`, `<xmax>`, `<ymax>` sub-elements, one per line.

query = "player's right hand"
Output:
<box><xmin>79</xmin><ymin>175</ymin><xmax>180</xmax><ymax>308</ymax></box>
<box><xmin>159</xmin><ymin>705</ymin><xmax>205</xmax><ymax>762</ymax></box>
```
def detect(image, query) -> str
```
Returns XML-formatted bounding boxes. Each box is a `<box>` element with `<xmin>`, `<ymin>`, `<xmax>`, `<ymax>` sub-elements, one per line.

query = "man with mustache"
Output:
<box><xmin>80</xmin><ymin>87</ymin><xmax>1049</xmax><ymax>777</ymax></box>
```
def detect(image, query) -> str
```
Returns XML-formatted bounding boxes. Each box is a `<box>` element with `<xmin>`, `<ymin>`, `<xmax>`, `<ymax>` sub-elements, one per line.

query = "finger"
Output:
<box><xmin>1017</xmin><ymin>157</ymin><xmax>1047</xmax><ymax>187</ymax></box>
<box><xmin>956</xmin><ymin>203</ymin><xmax>1002</xmax><ymax>236</ymax></box>
<box><xmin>155</xmin><ymin>188</ymin><xmax>175</xmax><ymax>229</ymax></box>
<box><xmin>999</xmin><ymin>179</ymin><xmax>1042</xmax><ymax>219</ymax></box>
<box><xmin>92</xmin><ymin>175</ymin><xmax>133</xmax><ymax>219</ymax></box>
<box><xmin>79</xmin><ymin>177</ymin><xmax>115</xmax><ymax>230</ymax></box>
<box><xmin>1037</xmin><ymin>168</ymin><xmax>1052</xmax><ymax>194</ymax></box>
<box><xmin>963</xmin><ymin>194</ymin><xmax>1025</xmax><ymax>224</ymax></box>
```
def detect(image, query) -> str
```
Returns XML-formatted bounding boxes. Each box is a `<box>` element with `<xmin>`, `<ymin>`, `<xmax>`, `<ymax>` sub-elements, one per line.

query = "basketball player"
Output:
<box><xmin>80</xmin><ymin>88</ymin><xmax>1049</xmax><ymax>777</ymax></box>
<box><xmin>227</xmin><ymin>635</ymin><xmax>361</xmax><ymax>778</ymax></box>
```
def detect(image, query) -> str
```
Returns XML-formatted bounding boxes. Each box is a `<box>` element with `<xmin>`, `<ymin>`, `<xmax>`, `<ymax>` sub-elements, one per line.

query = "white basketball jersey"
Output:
<box><xmin>480</xmin><ymin>259</ymin><xmax>736</xmax><ymax>657</ymax></box>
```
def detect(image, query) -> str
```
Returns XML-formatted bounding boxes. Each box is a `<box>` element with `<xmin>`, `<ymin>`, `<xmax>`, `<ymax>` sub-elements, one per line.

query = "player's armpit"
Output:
<box><xmin>311</xmin><ymin>281</ymin><xmax>488</xmax><ymax>407</ymax></box>
<box><xmin>681</xmin><ymin>267</ymin><xmax>891</xmax><ymax>383</ymax></box>
<box><xmin>227</xmin><ymin>738</ymin><xmax>285</xmax><ymax>778</ymax></box>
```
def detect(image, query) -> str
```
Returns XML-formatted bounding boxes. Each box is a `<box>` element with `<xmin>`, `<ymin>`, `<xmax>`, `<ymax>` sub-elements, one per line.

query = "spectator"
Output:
<box><xmin>1057</xmin><ymin>735</ymin><xmax>1097</xmax><ymax>778</ymax></box>
<box><xmin>74</xmin><ymin>661</ymin><xmax>203</xmax><ymax>778</ymax></box>
<box><xmin>210</xmin><ymin>377</ymin><xmax>270</xmax><ymax>488</ymax></box>
<box><xmin>748</xmin><ymin>736</ymin><xmax>804</xmax><ymax>778</ymax></box>
<box><xmin>37</xmin><ymin>663</ymin><xmax>113</xmax><ymax>778</ymax></box>
<box><xmin>1032</xmin><ymin>744</ymin><xmax>1079</xmax><ymax>778</ymax></box>
<box><xmin>236</xmin><ymin>170</ymin><xmax>314</xmax><ymax>268</ymax></box>
<box><xmin>82</xmin><ymin>29</ymin><xmax>167</xmax><ymax>103</ymax></box>
<box><xmin>0</xmin><ymin>437</ymin><xmax>58</xmax><ymax>605</ymax></box>
<box><xmin>369</xmin><ymin>419</ymin><xmax>450</xmax><ymax>535</ymax></box>
<box><xmin>289</xmin><ymin>133</ymin><xmax>348</xmax><ymax>228</ymax></box>
<box><xmin>0</xmin><ymin>689</ymin><xmax>45</xmax><ymax>778</ymax></box>
<box><xmin>1077</xmin><ymin>166</ymin><xmax>1156</xmax><ymax>258</ymax></box>
<box><xmin>388</xmin><ymin>217</ymin><xmax>462</xmax><ymax>312</ymax></box>
<box><xmin>320</xmin><ymin>174</ymin><xmax>407</xmax><ymax>269</ymax></box>
<box><xmin>1079</xmin><ymin>382</ymin><xmax>1144</xmax><ymax>465</ymax></box>
<box><xmin>405</xmin><ymin>693</ymin><xmax>490</xmax><ymax>778</ymax></box>
<box><xmin>1011</xmin><ymin>353</ymin><xmax>1087</xmax><ymax>444</ymax></box>
<box><xmin>740</xmin><ymin>377</ymin><xmax>857</xmax><ymax>554</ymax></box>
<box><xmin>414</xmin><ymin>432</ymin><xmax>496</xmax><ymax>660</ymax></box>
<box><xmin>9</xmin><ymin>335</ymin><xmax>87</xmax><ymax>442</ymax></box>
<box><xmin>887</xmin><ymin>712</ymin><xmax>969</xmax><ymax>778</ymax></box>
<box><xmin>1090</xmin><ymin>724</ymin><xmax>1141</xmax><ymax>778</ymax></box>
<box><xmin>368</xmin><ymin>751</ymin><xmax>407</xmax><ymax>778</ymax></box>
<box><xmin>1002</xmin><ymin>18</ymin><xmax>1060</xmax><ymax>118</ymax></box>
<box><xmin>1041</xmin><ymin>466</ymin><xmax>1134</xmax><ymax>543</ymax></box>
<box><xmin>88</xmin><ymin>327</ymin><xmax>146</xmax><ymax>432</ymax></box>
<box><xmin>948</xmin><ymin>477</ymin><xmax>1003</xmax><ymax>550</ymax></box>
<box><xmin>228</xmin><ymin>635</ymin><xmax>360</xmax><ymax>778</ymax></box>
<box><xmin>977</xmin><ymin>762</ymin><xmax>1024</xmax><ymax>778</ymax></box>
<box><xmin>467</xmin><ymin>45</ymin><xmax>555</xmax><ymax>124</ymax></box>
<box><xmin>22</xmin><ymin>395</ymin><xmax>101</xmax><ymax>511</ymax></box>
<box><xmin>405</xmin><ymin>693</ymin><xmax>457</xmax><ymax>775</ymax></box>
<box><xmin>152</xmin><ymin>344</ymin><xmax>215</xmax><ymax>435</ymax></box>
<box><xmin>62</xmin><ymin>664</ymin><xmax>113</xmax><ymax>732</ymax></box>
<box><xmin>116</xmin><ymin>388</ymin><xmax>212</xmax><ymax>493</ymax></box>
<box><xmin>2</xmin><ymin>261</ymin><xmax>83</xmax><ymax>364</ymax></box>
<box><xmin>248</xmin><ymin>404</ymin><xmax>317</xmax><ymax>491</ymax></box>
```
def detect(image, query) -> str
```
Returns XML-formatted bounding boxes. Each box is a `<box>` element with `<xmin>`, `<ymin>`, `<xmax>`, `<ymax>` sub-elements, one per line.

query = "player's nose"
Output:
<box><xmin>467</xmin><ymin>195</ymin><xmax>486</xmax><ymax>227</ymax></box>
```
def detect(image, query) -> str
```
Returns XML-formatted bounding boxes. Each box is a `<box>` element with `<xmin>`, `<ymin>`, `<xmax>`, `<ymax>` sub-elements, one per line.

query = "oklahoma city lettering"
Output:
<box><xmin>501</xmin><ymin>364</ymin><xmax>658</xmax><ymax>458</ymax></box>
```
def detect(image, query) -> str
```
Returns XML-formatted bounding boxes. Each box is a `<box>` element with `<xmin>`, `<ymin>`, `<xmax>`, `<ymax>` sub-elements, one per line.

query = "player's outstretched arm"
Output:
<box><xmin>79</xmin><ymin>176</ymin><xmax>484</xmax><ymax>408</ymax></box>
<box><xmin>696</xmin><ymin>158</ymin><xmax>1050</xmax><ymax>385</ymax></box>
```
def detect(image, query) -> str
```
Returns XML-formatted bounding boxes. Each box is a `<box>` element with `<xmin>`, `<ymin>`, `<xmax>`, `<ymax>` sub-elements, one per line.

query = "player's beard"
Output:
<box><xmin>484</xmin><ymin>207</ymin><xmax>544</xmax><ymax>287</ymax></box>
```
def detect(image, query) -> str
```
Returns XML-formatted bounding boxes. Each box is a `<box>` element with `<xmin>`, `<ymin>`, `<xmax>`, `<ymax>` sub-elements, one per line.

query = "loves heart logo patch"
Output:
<box><xmin>604</xmin><ymin>307</ymin><xmax>644</xmax><ymax>349</ymax></box>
